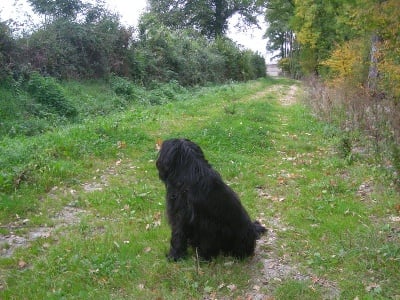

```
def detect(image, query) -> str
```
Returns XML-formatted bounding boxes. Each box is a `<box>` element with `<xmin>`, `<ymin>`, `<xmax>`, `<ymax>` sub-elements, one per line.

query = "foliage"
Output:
<box><xmin>27</xmin><ymin>72</ymin><xmax>77</xmax><ymax>117</ymax></box>
<box><xmin>0</xmin><ymin>74</ymin><xmax>190</xmax><ymax>138</ymax></box>
<box><xmin>0</xmin><ymin>21</ymin><xmax>15</xmax><ymax>78</ymax></box>
<box><xmin>370</xmin><ymin>0</ymin><xmax>400</xmax><ymax>101</ymax></box>
<box><xmin>24</xmin><ymin>13</ymin><xmax>133</xmax><ymax>79</ymax></box>
<box><xmin>265</xmin><ymin>0</ymin><xmax>400</xmax><ymax>97</ymax></box>
<box><xmin>110</xmin><ymin>75</ymin><xmax>136</xmax><ymax>98</ymax></box>
<box><xmin>28</xmin><ymin>0</ymin><xmax>86</xmax><ymax>20</ymax></box>
<box><xmin>240</xmin><ymin>49</ymin><xmax>267</xmax><ymax>81</ymax></box>
<box><xmin>291</xmin><ymin>0</ymin><xmax>353</xmax><ymax>75</ymax></box>
<box><xmin>321</xmin><ymin>38</ymin><xmax>368</xmax><ymax>85</ymax></box>
<box><xmin>135</xmin><ymin>19</ymin><xmax>265</xmax><ymax>86</ymax></box>
<box><xmin>264</xmin><ymin>0</ymin><xmax>295</xmax><ymax>60</ymax></box>
<box><xmin>146</xmin><ymin>80</ymin><xmax>189</xmax><ymax>105</ymax></box>
<box><xmin>2</xmin><ymin>0</ymin><xmax>266</xmax><ymax>86</ymax></box>
<box><xmin>147</xmin><ymin>0</ymin><xmax>263</xmax><ymax>38</ymax></box>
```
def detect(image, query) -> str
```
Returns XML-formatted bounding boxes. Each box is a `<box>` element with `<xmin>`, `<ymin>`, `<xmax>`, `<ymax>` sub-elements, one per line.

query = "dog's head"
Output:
<box><xmin>156</xmin><ymin>138</ymin><xmax>208</xmax><ymax>183</ymax></box>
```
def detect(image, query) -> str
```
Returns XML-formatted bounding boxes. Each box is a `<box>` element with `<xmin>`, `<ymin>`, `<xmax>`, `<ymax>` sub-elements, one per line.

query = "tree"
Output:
<box><xmin>264</xmin><ymin>0</ymin><xmax>295</xmax><ymax>60</ymax></box>
<box><xmin>291</xmin><ymin>0</ymin><xmax>349</xmax><ymax>75</ymax></box>
<box><xmin>352</xmin><ymin>0</ymin><xmax>400</xmax><ymax>98</ymax></box>
<box><xmin>263</xmin><ymin>0</ymin><xmax>305</xmax><ymax>77</ymax></box>
<box><xmin>0</xmin><ymin>21</ymin><xmax>15</xmax><ymax>78</ymax></box>
<box><xmin>28</xmin><ymin>0</ymin><xmax>86</xmax><ymax>21</ymax></box>
<box><xmin>262</xmin><ymin>0</ymin><xmax>400</xmax><ymax>154</ymax></box>
<box><xmin>147</xmin><ymin>0</ymin><xmax>264</xmax><ymax>38</ymax></box>
<box><xmin>23</xmin><ymin>0</ymin><xmax>134</xmax><ymax>79</ymax></box>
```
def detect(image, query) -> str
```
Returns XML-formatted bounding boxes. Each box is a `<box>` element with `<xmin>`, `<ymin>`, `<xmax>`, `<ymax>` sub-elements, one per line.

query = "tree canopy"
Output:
<box><xmin>147</xmin><ymin>0</ymin><xmax>264</xmax><ymax>38</ymax></box>
<box><xmin>28</xmin><ymin>0</ymin><xmax>86</xmax><ymax>20</ymax></box>
<box><xmin>264</xmin><ymin>0</ymin><xmax>294</xmax><ymax>60</ymax></box>
<box><xmin>263</xmin><ymin>0</ymin><xmax>400</xmax><ymax>102</ymax></box>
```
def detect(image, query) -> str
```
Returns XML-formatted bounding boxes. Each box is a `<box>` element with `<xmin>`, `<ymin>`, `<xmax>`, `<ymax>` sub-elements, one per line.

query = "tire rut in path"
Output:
<box><xmin>0</xmin><ymin>205</ymin><xmax>87</xmax><ymax>257</ymax></box>
<box><xmin>242</xmin><ymin>85</ymin><xmax>339</xmax><ymax>299</ymax></box>
<box><xmin>244</xmin><ymin>213</ymin><xmax>340</xmax><ymax>299</ymax></box>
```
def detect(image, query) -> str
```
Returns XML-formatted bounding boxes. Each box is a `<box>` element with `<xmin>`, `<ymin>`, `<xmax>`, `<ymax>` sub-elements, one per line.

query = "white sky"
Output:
<box><xmin>0</xmin><ymin>0</ymin><xmax>272</xmax><ymax>61</ymax></box>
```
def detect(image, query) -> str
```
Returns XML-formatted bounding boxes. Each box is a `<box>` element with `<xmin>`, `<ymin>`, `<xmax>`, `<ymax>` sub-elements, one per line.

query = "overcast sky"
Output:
<box><xmin>0</xmin><ymin>0</ymin><xmax>272</xmax><ymax>61</ymax></box>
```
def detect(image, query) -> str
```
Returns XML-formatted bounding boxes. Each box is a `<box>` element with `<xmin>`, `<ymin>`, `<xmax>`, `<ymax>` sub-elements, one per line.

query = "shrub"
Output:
<box><xmin>134</xmin><ymin>23</ymin><xmax>266</xmax><ymax>86</ymax></box>
<box><xmin>147</xmin><ymin>80</ymin><xmax>188</xmax><ymax>105</ymax></box>
<box><xmin>110</xmin><ymin>75</ymin><xmax>135</xmax><ymax>97</ymax></box>
<box><xmin>27</xmin><ymin>72</ymin><xmax>77</xmax><ymax>118</ymax></box>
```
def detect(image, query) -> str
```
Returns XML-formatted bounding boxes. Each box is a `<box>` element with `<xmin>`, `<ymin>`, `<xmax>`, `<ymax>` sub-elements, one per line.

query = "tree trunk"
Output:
<box><xmin>367</xmin><ymin>33</ymin><xmax>380</xmax><ymax>95</ymax></box>
<box><xmin>214</xmin><ymin>0</ymin><xmax>226</xmax><ymax>37</ymax></box>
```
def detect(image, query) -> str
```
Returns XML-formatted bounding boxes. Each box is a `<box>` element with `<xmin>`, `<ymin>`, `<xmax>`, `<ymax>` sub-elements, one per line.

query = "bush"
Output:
<box><xmin>134</xmin><ymin>23</ymin><xmax>266</xmax><ymax>86</ymax></box>
<box><xmin>147</xmin><ymin>80</ymin><xmax>188</xmax><ymax>105</ymax></box>
<box><xmin>27</xmin><ymin>72</ymin><xmax>77</xmax><ymax>118</ymax></box>
<box><xmin>110</xmin><ymin>75</ymin><xmax>135</xmax><ymax>97</ymax></box>
<box><xmin>8</xmin><ymin>118</ymin><xmax>53</xmax><ymax>137</ymax></box>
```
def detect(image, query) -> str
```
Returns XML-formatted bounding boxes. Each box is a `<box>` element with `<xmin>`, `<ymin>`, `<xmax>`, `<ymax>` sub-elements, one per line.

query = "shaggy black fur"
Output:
<box><xmin>156</xmin><ymin>138</ymin><xmax>266</xmax><ymax>261</ymax></box>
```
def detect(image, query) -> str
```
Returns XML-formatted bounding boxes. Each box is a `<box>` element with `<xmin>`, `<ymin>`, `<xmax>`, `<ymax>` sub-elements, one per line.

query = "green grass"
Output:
<box><xmin>0</xmin><ymin>78</ymin><xmax>399</xmax><ymax>299</ymax></box>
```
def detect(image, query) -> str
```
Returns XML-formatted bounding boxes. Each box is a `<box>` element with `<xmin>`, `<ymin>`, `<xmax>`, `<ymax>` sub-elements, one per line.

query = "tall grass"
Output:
<box><xmin>304</xmin><ymin>77</ymin><xmax>400</xmax><ymax>185</ymax></box>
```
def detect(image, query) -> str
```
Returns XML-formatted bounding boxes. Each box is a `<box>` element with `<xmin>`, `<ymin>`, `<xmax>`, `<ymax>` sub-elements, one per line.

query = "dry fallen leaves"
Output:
<box><xmin>365</xmin><ymin>283</ymin><xmax>381</xmax><ymax>293</ymax></box>
<box><xmin>389</xmin><ymin>216</ymin><xmax>400</xmax><ymax>222</ymax></box>
<box><xmin>117</xmin><ymin>141</ymin><xmax>126</xmax><ymax>149</ymax></box>
<box><xmin>155</xmin><ymin>138</ymin><xmax>163</xmax><ymax>151</ymax></box>
<box><xmin>252</xmin><ymin>285</ymin><xmax>261</xmax><ymax>291</ymax></box>
<box><xmin>146</xmin><ymin>211</ymin><xmax>162</xmax><ymax>230</ymax></box>
<box><xmin>18</xmin><ymin>260</ymin><xmax>27</xmax><ymax>269</ymax></box>
<box><xmin>256</xmin><ymin>187</ymin><xmax>285</xmax><ymax>202</ymax></box>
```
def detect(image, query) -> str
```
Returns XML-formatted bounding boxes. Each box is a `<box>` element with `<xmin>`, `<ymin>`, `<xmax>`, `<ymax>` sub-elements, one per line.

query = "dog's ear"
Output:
<box><xmin>156</xmin><ymin>139</ymin><xmax>178</xmax><ymax>181</ymax></box>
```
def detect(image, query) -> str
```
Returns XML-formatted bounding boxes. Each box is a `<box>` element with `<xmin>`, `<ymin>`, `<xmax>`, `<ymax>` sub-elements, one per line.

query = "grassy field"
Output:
<box><xmin>0</xmin><ymin>78</ymin><xmax>399</xmax><ymax>299</ymax></box>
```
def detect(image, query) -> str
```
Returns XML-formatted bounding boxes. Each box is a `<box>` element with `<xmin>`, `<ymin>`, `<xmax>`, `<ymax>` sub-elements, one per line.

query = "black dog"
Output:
<box><xmin>156</xmin><ymin>138</ymin><xmax>266</xmax><ymax>261</ymax></box>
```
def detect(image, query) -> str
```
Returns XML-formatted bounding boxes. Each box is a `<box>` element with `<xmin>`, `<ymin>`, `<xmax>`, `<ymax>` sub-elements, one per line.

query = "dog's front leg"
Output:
<box><xmin>167</xmin><ymin>226</ymin><xmax>188</xmax><ymax>261</ymax></box>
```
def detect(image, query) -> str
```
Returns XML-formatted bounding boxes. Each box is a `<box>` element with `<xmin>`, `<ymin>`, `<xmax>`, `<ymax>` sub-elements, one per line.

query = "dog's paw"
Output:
<box><xmin>166</xmin><ymin>250</ymin><xmax>186</xmax><ymax>262</ymax></box>
<box><xmin>166</xmin><ymin>254</ymin><xmax>184</xmax><ymax>262</ymax></box>
<box><xmin>253</xmin><ymin>220</ymin><xmax>267</xmax><ymax>238</ymax></box>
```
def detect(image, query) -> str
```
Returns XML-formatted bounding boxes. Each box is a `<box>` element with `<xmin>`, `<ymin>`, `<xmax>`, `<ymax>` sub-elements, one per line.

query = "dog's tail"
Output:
<box><xmin>253</xmin><ymin>220</ymin><xmax>267</xmax><ymax>239</ymax></box>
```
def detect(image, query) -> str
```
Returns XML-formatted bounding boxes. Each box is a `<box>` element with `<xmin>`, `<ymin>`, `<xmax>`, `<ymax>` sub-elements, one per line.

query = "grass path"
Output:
<box><xmin>0</xmin><ymin>78</ymin><xmax>399</xmax><ymax>299</ymax></box>
<box><xmin>245</xmin><ymin>83</ymin><xmax>342</xmax><ymax>299</ymax></box>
